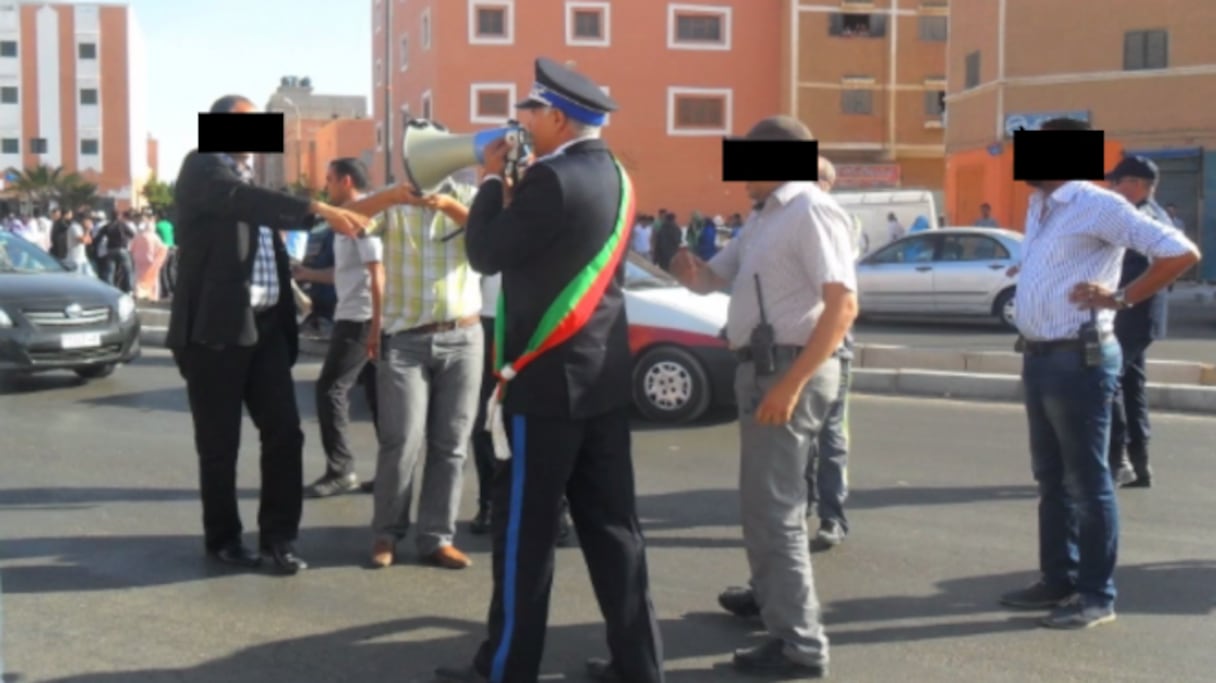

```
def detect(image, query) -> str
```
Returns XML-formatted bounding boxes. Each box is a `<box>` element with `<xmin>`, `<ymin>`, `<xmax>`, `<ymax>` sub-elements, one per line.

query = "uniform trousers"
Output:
<box><xmin>470</xmin><ymin>409</ymin><xmax>665</xmax><ymax>683</ymax></box>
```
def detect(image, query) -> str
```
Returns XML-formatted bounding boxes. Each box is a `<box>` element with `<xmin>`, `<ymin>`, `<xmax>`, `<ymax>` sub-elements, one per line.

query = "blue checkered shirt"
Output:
<box><xmin>220</xmin><ymin>154</ymin><xmax>280</xmax><ymax>310</ymax></box>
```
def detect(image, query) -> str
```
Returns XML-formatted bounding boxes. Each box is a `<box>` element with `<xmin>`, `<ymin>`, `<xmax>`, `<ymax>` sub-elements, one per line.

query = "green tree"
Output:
<box><xmin>11</xmin><ymin>164</ymin><xmax>64</xmax><ymax>209</ymax></box>
<box><xmin>142</xmin><ymin>173</ymin><xmax>175</xmax><ymax>212</ymax></box>
<box><xmin>55</xmin><ymin>172</ymin><xmax>100</xmax><ymax>211</ymax></box>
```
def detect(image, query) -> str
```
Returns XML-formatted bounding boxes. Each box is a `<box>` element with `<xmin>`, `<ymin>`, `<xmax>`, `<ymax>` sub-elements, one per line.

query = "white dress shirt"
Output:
<box><xmin>1014</xmin><ymin>181</ymin><xmax>1196</xmax><ymax>341</ymax></box>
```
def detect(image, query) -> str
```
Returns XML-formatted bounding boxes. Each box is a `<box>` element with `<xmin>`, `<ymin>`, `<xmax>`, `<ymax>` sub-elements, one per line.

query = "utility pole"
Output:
<box><xmin>383</xmin><ymin>0</ymin><xmax>394</xmax><ymax>185</ymax></box>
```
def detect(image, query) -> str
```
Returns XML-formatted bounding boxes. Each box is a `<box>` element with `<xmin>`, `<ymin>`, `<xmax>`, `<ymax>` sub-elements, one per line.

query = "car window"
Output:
<box><xmin>625</xmin><ymin>253</ymin><xmax>678</xmax><ymax>288</ymax></box>
<box><xmin>866</xmin><ymin>236</ymin><xmax>936</xmax><ymax>265</ymax></box>
<box><xmin>0</xmin><ymin>233</ymin><xmax>66</xmax><ymax>273</ymax></box>
<box><xmin>938</xmin><ymin>235</ymin><xmax>1010</xmax><ymax>262</ymax></box>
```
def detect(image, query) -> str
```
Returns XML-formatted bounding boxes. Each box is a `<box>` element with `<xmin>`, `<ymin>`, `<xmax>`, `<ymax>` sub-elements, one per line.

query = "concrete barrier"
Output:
<box><xmin>858</xmin><ymin>346</ymin><xmax>966</xmax><ymax>372</ymax></box>
<box><xmin>963</xmin><ymin>351</ymin><xmax>1023</xmax><ymax>375</ymax></box>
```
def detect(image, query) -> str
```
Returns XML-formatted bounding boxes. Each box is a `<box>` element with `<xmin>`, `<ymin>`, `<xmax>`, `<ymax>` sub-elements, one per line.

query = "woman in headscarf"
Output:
<box><xmin>130</xmin><ymin>213</ymin><xmax>169</xmax><ymax>301</ymax></box>
<box><xmin>697</xmin><ymin>214</ymin><xmax>722</xmax><ymax>261</ymax></box>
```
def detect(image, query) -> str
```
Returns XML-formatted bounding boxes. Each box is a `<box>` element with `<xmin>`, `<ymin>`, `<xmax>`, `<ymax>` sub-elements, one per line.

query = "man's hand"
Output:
<box><xmin>669</xmin><ymin>247</ymin><xmax>702</xmax><ymax>289</ymax></box>
<box><xmin>481</xmin><ymin>137</ymin><xmax>512</xmax><ymax>178</ymax></box>
<box><xmin>290</xmin><ymin>263</ymin><xmax>309</xmax><ymax>282</ymax></box>
<box><xmin>1007</xmin><ymin>265</ymin><xmax>1021</xmax><ymax>277</ymax></box>
<box><xmin>367</xmin><ymin>327</ymin><xmax>381</xmax><ymax>360</ymax></box>
<box><xmin>313</xmin><ymin>202</ymin><xmax>372</xmax><ymax>237</ymax></box>
<box><xmin>755</xmin><ymin>377</ymin><xmax>803</xmax><ymax>426</ymax></box>
<box><xmin>1069</xmin><ymin>281</ymin><xmax>1119</xmax><ymax>310</ymax></box>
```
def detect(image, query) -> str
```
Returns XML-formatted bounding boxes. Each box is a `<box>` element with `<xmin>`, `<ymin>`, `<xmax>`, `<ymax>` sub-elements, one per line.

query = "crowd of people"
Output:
<box><xmin>1</xmin><ymin>204</ymin><xmax>177</xmax><ymax>301</ymax></box>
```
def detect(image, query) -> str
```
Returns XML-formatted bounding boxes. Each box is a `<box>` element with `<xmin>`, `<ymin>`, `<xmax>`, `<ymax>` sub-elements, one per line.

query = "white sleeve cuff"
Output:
<box><xmin>481</xmin><ymin>175</ymin><xmax>503</xmax><ymax>185</ymax></box>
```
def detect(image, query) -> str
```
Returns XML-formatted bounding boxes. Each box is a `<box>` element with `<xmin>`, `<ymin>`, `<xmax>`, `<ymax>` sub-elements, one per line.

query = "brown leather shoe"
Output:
<box><xmin>370</xmin><ymin>539</ymin><xmax>394</xmax><ymax>569</ymax></box>
<box><xmin>425</xmin><ymin>545</ymin><xmax>472</xmax><ymax>569</ymax></box>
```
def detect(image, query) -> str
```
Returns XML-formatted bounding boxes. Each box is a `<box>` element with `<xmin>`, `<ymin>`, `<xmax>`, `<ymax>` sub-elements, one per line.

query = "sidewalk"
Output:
<box><xmin>136</xmin><ymin>301</ymin><xmax>1216</xmax><ymax>415</ymax></box>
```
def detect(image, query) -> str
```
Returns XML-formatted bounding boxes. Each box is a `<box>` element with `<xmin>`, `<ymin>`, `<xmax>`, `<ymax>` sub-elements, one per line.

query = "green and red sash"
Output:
<box><xmin>492</xmin><ymin>157</ymin><xmax>635</xmax><ymax>395</ymax></box>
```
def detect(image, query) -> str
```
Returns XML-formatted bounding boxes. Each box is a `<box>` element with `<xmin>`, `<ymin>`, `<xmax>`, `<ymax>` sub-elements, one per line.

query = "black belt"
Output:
<box><xmin>734</xmin><ymin>345</ymin><xmax>846</xmax><ymax>363</ymax></box>
<box><xmin>1019</xmin><ymin>334</ymin><xmax>1114</xmax><ymax>355</ymax></box>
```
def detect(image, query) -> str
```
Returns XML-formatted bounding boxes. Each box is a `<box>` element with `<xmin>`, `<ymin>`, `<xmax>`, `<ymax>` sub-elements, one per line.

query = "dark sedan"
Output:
<box><xmin>0</xmin><ymin>232</ymin><xmax>141</xmax><ymax>380</ymax></box>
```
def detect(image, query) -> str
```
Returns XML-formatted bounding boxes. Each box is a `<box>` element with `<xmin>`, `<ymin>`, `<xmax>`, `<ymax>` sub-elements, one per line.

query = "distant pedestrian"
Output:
<box><xmin>975</xmin><ymin>202</ymin><xmax>999</xmax><ymax>227</ymax></box>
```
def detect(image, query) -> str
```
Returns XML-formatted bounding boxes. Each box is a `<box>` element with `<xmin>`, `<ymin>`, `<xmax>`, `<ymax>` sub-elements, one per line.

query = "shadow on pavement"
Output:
<box><xmin>0</xmin><ymin>487</ymin><xmax>258</xmax><ymax>509</ymax></box>
<box><xmin>848</xmin><ymin>485</ymin><xmax>1039</xmax><ymax>510</ymax></box>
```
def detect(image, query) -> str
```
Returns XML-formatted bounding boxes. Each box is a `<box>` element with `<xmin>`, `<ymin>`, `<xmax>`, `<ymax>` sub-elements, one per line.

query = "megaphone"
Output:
<box><xmin>401</xmin><ymin>118</ymin><xmax>530</xmax><ymax>195</ymax></box>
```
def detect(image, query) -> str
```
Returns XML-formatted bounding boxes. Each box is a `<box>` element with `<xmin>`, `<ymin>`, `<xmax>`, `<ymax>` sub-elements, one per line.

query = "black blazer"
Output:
<box><xmin>166</xmin><ymin>151</ymin><xmax>317</xmax><ymax>365</ymax></box>
<box><xmin>467</xmin><ymin>139</ymin><xmax>633</xmax><ymax>420</ymax></box>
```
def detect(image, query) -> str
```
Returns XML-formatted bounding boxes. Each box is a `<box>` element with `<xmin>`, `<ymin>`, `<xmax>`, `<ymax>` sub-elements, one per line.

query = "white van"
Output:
<box><xmin>830</xmin><ymin>190</ymin><xmax>939</xmax><ymax>258</ymax></box>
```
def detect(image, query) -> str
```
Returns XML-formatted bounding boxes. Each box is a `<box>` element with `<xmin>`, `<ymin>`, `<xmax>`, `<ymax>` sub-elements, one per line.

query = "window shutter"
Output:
<box><xmin>870</xmin><ymin>14</ymin><xmax>887</xmax><ymax>36</ymax></box>
<box><xmin>829</xmin><ymin>13</ymin><xmax>844</xmax><ymax>35</ymax></box>
<box><xmin>1123</xmin><ymin>31</ymin><xmax>1145</xmax><ymax>70</ymax></box>
<box><xmin>1146</xmin><ymin>30</ymin><xmax>1168</xmax><ymax>68</ymax></box>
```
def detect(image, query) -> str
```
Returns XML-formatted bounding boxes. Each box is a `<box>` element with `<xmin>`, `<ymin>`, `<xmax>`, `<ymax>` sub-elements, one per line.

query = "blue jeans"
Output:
<box><xmin>1021</xmin><ymin>341</ymin><xmax>1122</xmax><ymax>608</ymax></box>
<box><xmin>807</xmin><ymin>358</ymin><xmax>851</xmax><ymax>530</ymax></box>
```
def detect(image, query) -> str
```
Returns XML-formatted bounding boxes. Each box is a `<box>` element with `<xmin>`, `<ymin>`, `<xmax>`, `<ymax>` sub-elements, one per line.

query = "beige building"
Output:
<box><xmin>780</xmin><ymin>0</ymin><xmax>948</xmax><ymax>192</ymax></box>
<box><xmin>257</xmin><ymin>76</ymin><xmax>371</xmax><ymax>192</ymax></box>
<box><xmin>945</xmin><ymin>0</ymin><xmax>1216</xmax><ymax>278</ymax></box>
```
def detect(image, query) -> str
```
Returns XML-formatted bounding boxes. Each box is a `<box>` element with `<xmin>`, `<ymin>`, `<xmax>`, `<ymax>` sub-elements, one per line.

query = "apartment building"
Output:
<box><xmin>256</xmin><ymin>76</ymin><xmax>374</xmax><ymax>192</ymax></box>
<box><xmin>945</xmin><ymin>0</ymin><xmax>1216</xmax><ymax>277</ymax></box>
<box><xmin>0</xmin><ymin>1</ymin><xmax>149</xmax><ymax>209</ymax></box>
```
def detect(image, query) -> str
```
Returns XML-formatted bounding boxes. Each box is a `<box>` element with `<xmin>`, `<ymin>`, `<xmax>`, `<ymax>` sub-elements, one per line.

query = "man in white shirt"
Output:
<box><xmin>294</xmin><ymin>158</ymin><xmax>385</xmax><ymax>499</ymax></box>
<box><xmin>886</xmin><ymin>213</ymin><xmax>904</xmax><ymax>243</ymax></box>
<box><xmin>997</xmin><ymin>118</ymin><xmax>1199</xmax><ymax>630</ymax></box>
<box><xmin>631</xmin><ymin>214</ymin><xmax>654</xmax><ymax>259</ymax></box>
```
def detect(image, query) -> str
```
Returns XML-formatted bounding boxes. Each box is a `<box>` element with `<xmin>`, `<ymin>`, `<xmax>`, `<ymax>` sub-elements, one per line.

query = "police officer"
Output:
<box><xmin>434</xmin><ymin>57</ymin><xmax>664</xmax><ymax>683</ymax></box>
<box><xmin>1105</xmin><ymin>156</ymin><xmax>1170</xmax><ymax>488</ymax></box>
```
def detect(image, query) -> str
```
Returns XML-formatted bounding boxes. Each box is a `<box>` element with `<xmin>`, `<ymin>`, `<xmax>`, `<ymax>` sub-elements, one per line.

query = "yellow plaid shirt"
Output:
<box><xmin>376</xmin><ymin>182</ymin><xmax>483</xmax><ymax>334</ymax></box>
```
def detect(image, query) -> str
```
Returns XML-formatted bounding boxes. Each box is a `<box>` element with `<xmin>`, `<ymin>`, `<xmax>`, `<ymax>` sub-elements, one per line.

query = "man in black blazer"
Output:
<box><xmin>167</xmin><ymin>94</ymin><xmax>371</xmax><ymax>574</ymax></box>
<box><xmin>435</xmin><ymin>58</ymin><xmax>664</xmax><ymax>683</ymax></box>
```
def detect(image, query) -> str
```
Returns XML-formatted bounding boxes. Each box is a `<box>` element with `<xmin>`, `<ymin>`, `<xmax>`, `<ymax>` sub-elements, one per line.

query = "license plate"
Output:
<box><xmin>61</xmin><ymin>332</ymin><xmax>102</xmax><ymax>350</ymax></box>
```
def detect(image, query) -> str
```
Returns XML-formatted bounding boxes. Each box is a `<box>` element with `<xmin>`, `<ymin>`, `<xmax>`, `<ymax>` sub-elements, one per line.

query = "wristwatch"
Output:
<box><xmin>1112</xmin><ymin>289</ymin><xmax>1132</xmax><ymax>310</ymax></box>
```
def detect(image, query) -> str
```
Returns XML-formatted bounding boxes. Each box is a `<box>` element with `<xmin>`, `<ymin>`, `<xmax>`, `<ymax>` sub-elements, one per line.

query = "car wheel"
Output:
<box><xmin>632</xmin><ymin>346</ymin><xmax>712</xmax><ymax>424</ymax></box>
<box><xmin>994</xmin><ymin>288</ymin><xmax>1017</xmax><ymax>331</ymax></box>
<box><xmin>74</xmin><ymin>364</ymin><xmax>117</xmax><ymax>380</ymax></box>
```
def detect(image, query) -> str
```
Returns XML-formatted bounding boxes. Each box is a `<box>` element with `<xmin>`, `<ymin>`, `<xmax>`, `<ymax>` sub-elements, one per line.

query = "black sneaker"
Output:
<box><xmin>999</xmin><ymin>580</ymin><xmax>1076</xmax><ymax>609</ymax></box>
<box><xmin>1122</xmin><ymin>467</ymin><xmax>1153</xmax><ymax>488</ymax></box>
<box><xmin>1040</xmin><ymin>596</ymin><xmax>1116</xmax><ymax>629</ymax></box>
<box><xmin>811</xmin><ymin>519</ymin><xmax>846</xmax><ymax>552</ymax></box>
<box><xmin>470</xmin><ymin>505</ymin><xmax>492</xmax><ymax>535</ymax></box>
<box><xmin>304</xmin><ymin>473</ymin><xmax>360</xmax><ymax>499</ymax></box>
<box><xmin>718</xmin><ymin>586</ymin><xmax>761</xmax><ymax>618</ymax></box>
<box><xmin>732</xmin><ymin>639</ymin><xmax>827</xmax><ymax>677</ymax></box>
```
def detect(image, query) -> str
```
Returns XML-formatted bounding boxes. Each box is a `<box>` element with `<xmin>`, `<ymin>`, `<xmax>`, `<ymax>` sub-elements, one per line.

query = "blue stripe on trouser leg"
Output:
<box><xmin>491</xmin><ymin>415</ymin><xmax>527</xmax><ymax>683</ymax></box>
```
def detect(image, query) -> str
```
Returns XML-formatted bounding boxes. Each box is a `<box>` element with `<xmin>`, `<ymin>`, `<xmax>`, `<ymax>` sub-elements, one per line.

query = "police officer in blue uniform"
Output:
<box><xmin>434</xmin><ymin>58</ymin><xmax>664</xmax><ymax>683</ymax></box>
<box><xmin>1105</xmin><ymin>156</ymin><xmax>1172</xmax><ymax>488</ymax></box>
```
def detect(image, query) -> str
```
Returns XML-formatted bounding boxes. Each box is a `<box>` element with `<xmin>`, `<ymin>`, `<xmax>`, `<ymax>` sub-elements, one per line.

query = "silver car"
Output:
<box><xmin>856</xmin><ymin>227</ymin><xmax>1022</xmax><ymax>329</ymax></box>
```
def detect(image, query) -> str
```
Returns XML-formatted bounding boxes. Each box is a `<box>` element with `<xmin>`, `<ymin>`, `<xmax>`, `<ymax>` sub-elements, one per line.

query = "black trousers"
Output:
<box><xmin>471</xmin><ymin>317</ymin><xmax>498</xmax><ymax>507</ymax></box>
<box><xmin>176</xmin><ymin>310</ymin><xmax>305</xmax><ymax>551</ymax></box>
<box><xmin>316</xmin><ymin>319</ymin><xmax>379</xmax><ymax>477</ymax></box>
<box><xmin>1110</xmin><ymin>334</ymin><xmax>1152</xmax><ymax>473</ymax></box>
<box><xmin>472</xmin><ymin>410</ymin><xmax>664</xmax><ymax>683</ymax></box>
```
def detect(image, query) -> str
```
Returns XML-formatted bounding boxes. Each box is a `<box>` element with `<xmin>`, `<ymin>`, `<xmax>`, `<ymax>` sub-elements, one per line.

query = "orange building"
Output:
<box><xmin>0</xmin><ymin>2</ymin><xmax>150</xmax><ymax>210</ymax></box>
<box><xmin>257</xmin><ymin>76</ymin><xmax>374</xmax><ymax>192</ymax></box>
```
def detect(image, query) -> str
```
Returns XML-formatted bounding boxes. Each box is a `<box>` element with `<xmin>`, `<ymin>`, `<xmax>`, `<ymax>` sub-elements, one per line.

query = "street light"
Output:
<box><xmin>279</xmin><ymin>96</ymin><xmax>303</xmax><ymax>188</ymax></box>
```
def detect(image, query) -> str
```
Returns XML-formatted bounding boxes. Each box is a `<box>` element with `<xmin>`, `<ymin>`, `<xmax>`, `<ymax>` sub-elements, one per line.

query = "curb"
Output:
<box><xmin>852</xmin><ymin>368</ymin><xmax>1216</xmax><ymax>416</ymax></box>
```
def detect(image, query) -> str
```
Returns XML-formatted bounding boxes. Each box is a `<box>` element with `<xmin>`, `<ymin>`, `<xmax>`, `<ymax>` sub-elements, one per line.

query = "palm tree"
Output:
<box><xmin>55</xmin><ymin>172</ymin><xmax>100</xmax><ymax>211</ymax></box>
<box><xmin>11</xmin><ymin>164</ymin><xmax>63</xmax><ymax>209</ymax></box>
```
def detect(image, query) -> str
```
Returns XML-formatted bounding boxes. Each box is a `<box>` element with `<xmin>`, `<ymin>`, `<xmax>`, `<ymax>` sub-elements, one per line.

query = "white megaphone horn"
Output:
<box><xmin>401</xmin><ymin>118</ymin><xmax>529</xmax><ymax>195</ymax></box>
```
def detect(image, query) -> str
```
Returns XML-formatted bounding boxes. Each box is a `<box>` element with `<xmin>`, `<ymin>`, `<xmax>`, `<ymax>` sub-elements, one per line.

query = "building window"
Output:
<box><xmin>470</xmin><ymin>83</ymin><xmax>516</xmax><ymax>124</ymax></box>
<box><xmin>964</xmin><ymin>51</ymin><xmax>980</xmax><ymax>89</ymax></box>
<box><xmin>669</xmin><ymin>4</ymin><xmax>732</xmax><ymax>51</ymax></box>
<box><xmin>0</xmin><ymin>86</ymin><xmax>16</xmax><ymax>104</ymax></box>
<box><xmin>1124</xmin><ymin>29</ymin><xmax>1168</xmax><ymax>71</ymax></box>
<box><xmin>78</xmin><ymin>42</ymin><xmax>97</xmax><ymax>59</ymax></box>
<box><xmin>399</xmin><ymin>34</ymin><xmax>409</xmax><ymax>70</ymax></box>
<box><xmin>924</xmin><ymin>90</ymin><xmax>945</xmax><ymax>116</ymax></box>
<box><xmin>421</xmin><ymin>9</ymin><xmax>432</xmax><ymax>49</ymax></box>
<box><xmin>30</xmin><ymin>137</ymin><xmax>46</xmax><ymax>154</ymax></box>
<box><xmin>0</xmin><ymin>41</ymin><xmax>15</xmax><ymax>58</ymax></box>
<box><xmin>668</xmin><ymin>87</ymin><xmax>732</xmax><ymax>136</ymax></box>
<box><xmin>567</xmin><ymin>1</ymin><xmax>610</xmax><ymax>47</ymax></box>
<box><xmin>80</xmin><ymin>88</ymin><xmax>98</xmax><ymax>105</ymax></box>
<box><xmin>470</xmin><ymin>0</ymin><xmax>514</xmax><ymax>44</ymax></box>
<box><xmin>1</xmin><ymin>138</ymin><xmax>16</xmax><ymax>154</ymax></box>
<box><xmin>829</xmin><ymin>13</ymin><xmax>887</xmax><ymax>38</ymax></box>
<box><xmin>81</xmin><ymin>138</ymin><xmax>99</xmax><ymax>155</ymax></box>
<box><xmin>918</xmin><ymin>16</ymin><xmax>947</xmax><ymax>42</ymax></box>
<box><xmin>421</xmin><ymin>90</ymin><xmax>433</xmax><ymax>120</ymax></box>
<box><xmin>841</xmin><ymin>89</ymin><xmax>873</xmax><ymax>115</ymax></box>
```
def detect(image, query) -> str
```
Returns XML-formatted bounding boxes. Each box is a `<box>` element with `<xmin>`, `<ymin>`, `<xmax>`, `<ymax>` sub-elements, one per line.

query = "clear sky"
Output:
<box><xmin>134</xmin><ymin>0</ymin><xmax>371</xmax><ymax>182</ymax></box>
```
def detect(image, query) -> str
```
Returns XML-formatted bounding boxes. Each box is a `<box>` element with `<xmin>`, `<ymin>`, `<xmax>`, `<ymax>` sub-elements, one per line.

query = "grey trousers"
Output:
<box><xmin>372</xmin><ymin>323</ymin><xmax>483</xmax><ymax>555</ymax></box>
<box><xmin>735</xmin><ymin>356</ymin><xmax>840</xmax><ymax>666</ymax></box>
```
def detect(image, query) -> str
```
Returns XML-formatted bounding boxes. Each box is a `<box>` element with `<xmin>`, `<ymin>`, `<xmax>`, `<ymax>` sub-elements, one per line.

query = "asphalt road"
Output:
<box><xmin>1</xmin><ymin>351</ymin><xmax>1214</xmax><ymax>683</ymax></box>
<box><xmin>855</xmin><ymin>300</ymin><xmax>1216</xmax><ymax>364</ymax></box>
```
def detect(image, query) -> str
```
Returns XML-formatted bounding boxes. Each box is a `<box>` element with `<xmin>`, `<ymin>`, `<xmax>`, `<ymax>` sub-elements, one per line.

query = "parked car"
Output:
<box><xmin>0</xmin><ymin>231</ymin><xmax>141</xmax><ymax>381</ymax></box>
<box><xmin>856</xmin><ymin>227</ymin><xmax>1023</xmax><ymax>329</ymax></box>
<box><xmin>482</xmin><ymin>254</ymin><xmax>735</xmax><ymax>423</ymax></box>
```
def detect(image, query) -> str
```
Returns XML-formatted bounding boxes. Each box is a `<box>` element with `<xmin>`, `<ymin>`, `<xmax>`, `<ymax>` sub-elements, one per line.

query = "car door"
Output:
<box><xmin>856</xmin><ymin>234</ymin><xmax>940</xmax><ymax>314</ymax></box>
<box><xmin>931</xmin><ymin>234</ymin><xmax>1014</xmax><ymax>313</ymax></box>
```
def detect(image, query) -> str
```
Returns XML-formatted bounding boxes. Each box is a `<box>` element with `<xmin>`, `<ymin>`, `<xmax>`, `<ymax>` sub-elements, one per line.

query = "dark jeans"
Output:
<box><xmin>101</xmin><ymin>249</ymin><xmax>134</xmax><ymax>293</ymax></box>
<box><xmin>315</xmin><ymin>319</ymin><xmax>380</xmax><ymax>478</ymax></box>
<box><xmin>1109</xmin><ymin>335</ymin><xmax>1152</xmax><ymax>474</ymax></box>
<box><xmin>1022</xmin><ymin>341</ymin><xmax>1122</xmax><ymax>608</ymax></box>
<box><xmin>807</xmin><ymin>357</ymin><xmax>851</xmax><ymax>530</ymax></box>
<box><xmin>472</xmin><ymin>316</ymin><xmax>498</xmax><ymax>507</ymax></box>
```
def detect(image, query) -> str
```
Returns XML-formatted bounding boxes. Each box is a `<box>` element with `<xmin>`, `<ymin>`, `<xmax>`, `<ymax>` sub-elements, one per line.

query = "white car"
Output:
<box><xmin>482</xmin><ymin>254</ymin><xmax>735</xmax><ymax>423</ymax></box>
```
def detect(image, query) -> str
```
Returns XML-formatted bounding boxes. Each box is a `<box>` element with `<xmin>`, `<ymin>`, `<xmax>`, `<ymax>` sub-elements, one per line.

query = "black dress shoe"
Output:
<box><xmin>433</xmin><ymin>664</ymin><xmax>488</xmax><ymax>682</ymax></box>
<box><xmin>207</xmin><ymin>542</ymin><xmax>262</xmax><ymax>568</ymax></box>
<box><xmin>470</xmin><ymin>505</ymin><xmax>492</xmax><ymax>535</ymax></box>
<box><xmin>556</xmin><ymin>513</ymin><xmax>574</xmax><ymax>547</ymax></box>
<box><xmin>586</xmin><ymin>657</ymin><xmax>626</xmax><ymax>682</ymax></box>
<box><xmin>262</xmin><ymin>542</ymin><xmax>309</xmax><ymax>575</ymax></box>
<box><xmin>718</xmin><ymin>585</ymin><xmax>761</xmax><ymax>618</ymax></box>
